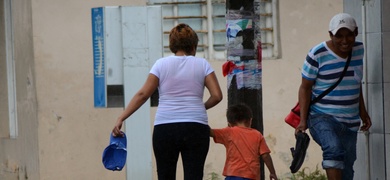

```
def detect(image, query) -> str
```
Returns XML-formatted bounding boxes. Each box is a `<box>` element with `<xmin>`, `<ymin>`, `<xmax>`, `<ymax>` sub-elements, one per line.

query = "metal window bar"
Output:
<box><xmin>4</xmin><ymin>0</ymin><xmax>18</xmax><ymax>138</ymax></box>
<box><xmin>259</xmin><ymin>0</ymin><xmax>279</xmax><ymax>58</ymax></box>
<box><xmin>163</xmin><ymin>15</ymin><xmax>207</xmax><ymax>19</ymax></box>
<box><xmin>149</xmin><ymin>0</ymin><xmax>278</xmax><ymax>59</ymax></box>
<box><xmin>149</xmin><ymin>1</ymin><xmax>206</xmax><ymax>5</ymax></box>
<box><xmin>149</xmin><ymin>0</ymin><xmax>216</xmax><ymax>58</ymax></box>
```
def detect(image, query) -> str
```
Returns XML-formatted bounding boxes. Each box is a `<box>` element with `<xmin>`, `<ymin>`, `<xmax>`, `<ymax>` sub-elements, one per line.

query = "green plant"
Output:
<box><xmin>207</xmin><ymin>172</ymin><xmax>221</xmax><ymax>180</ymax></box>
<box><xmin>283</xmin><ymin>165</ymin><xmax>327</xmax><ymax>180</ymax></box>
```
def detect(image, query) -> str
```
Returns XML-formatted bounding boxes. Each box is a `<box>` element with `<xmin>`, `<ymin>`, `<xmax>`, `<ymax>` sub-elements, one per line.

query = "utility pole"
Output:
<box><xmin>225</xmin><ymin>0</ymin><xmax>264</xmax><ymax>179</ymax></box>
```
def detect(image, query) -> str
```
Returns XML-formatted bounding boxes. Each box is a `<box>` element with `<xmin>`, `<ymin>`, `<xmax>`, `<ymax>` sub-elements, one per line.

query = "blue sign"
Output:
<box><xmin>92</xmin><ymin>7</ymin><xmax>106</xmax><ymax>107</ymax></box>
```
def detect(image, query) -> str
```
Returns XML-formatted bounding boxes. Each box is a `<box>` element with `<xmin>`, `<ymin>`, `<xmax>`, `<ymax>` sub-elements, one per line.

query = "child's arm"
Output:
<box><xmin>261</xmin><ymin>153</ymin><xmax>278</xmax><ymax>180</ymax></box>
<box><xmin>208</xmin><ymin>126</ymin><xmax>215</xmax><ymax>137</ymax></box>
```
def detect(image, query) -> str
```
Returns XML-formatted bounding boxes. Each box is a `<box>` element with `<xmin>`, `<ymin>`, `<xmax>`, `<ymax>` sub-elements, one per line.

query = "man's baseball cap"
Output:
<box><xmin>102</xmin><ymin>132</ymin><xmax>127</xmax><ymax>171</ymax></box>
<box><xmin>329</xmin><ymin>13</ymin><xmax>357</xmax><ymax>35</ymax></box>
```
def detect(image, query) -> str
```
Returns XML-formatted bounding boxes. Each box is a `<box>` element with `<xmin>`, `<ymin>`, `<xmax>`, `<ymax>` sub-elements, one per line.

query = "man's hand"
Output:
<box><xmin>295</xmin><ymin>121</ymin><xmax>307</xmax><ymax>135</ymax></box>
<box><xmin>360</xmin><ymin>115</ymin><xmax>372</xmax><ymax>131</ymax></box>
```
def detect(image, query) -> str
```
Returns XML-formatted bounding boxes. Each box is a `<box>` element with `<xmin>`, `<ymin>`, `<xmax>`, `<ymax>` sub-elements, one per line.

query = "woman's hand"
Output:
<box><xmin>112</xmin><ymin>119</ymin><xmax>124</xmax><ymax>137</ymax></box>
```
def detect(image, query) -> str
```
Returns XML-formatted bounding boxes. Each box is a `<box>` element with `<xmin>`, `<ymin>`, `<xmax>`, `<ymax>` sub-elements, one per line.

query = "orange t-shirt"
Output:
<box><xmin>213</xmin><ymin>126</ymin><xmax>270</xmax><ymax>180</ymax></box>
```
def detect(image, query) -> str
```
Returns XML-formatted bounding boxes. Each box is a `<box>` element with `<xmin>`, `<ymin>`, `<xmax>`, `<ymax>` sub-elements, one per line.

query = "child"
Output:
<box><xmin>210</xmin><ymin>103</ymin><xmax>278</xmax><ymax>180</ymax></box>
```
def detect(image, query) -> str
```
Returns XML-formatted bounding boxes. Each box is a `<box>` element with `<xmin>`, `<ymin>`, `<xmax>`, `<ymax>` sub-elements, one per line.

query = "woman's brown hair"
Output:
<box><xmin>169</xmin><ymin>23</ymin><xmax>199</xmax><ymax>55</ymax></box>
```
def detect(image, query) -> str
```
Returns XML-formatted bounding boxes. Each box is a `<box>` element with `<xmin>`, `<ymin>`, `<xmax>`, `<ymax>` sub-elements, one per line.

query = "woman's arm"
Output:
<box><xmin>112</xmin><ymin>74</ymin><xmax>159</xmax><ymax>136</ymax></box>
<box><xmin>204</xmin><ymin>72</ymin><xmax>223</xmax><ymax>110</ymax></box>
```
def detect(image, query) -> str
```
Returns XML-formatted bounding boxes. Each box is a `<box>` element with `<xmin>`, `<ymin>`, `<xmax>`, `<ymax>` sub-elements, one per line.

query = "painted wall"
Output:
<box><xmin>0</xmin><ymin>0</ymin><xmax>40</xmax><ymax>179</ymax></box>
<box><xmin>0</xmin><ymin>0</ymin><xmax>346</xmax><ymax>179</ymax></box>
<box><xmin>344</xmin><ymin>0</ymin><xmax>390</xmax><ymax>179</ymax></box>
<box><xmin>382</xmin><ymin>0</ymin><xmax>390</xmax><ymax>178</ymax></box>
<box><xmin>31</xmin><ymin>1</ymin><xmax>145</xmax><ymax>180</ymax></box>
<box><xmin>262</xmin><ymin>0</ymin><xmax>343</xmax><ymax>177</ymax></box>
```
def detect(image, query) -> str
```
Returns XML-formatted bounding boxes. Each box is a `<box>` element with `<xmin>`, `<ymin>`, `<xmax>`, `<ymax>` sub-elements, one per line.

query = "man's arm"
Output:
<box><xmin>359</xmin><ymin>85</ymin><xmax>372</xmax><ymax>131</ymax></box>
<box><xmin>296</xmin><ymin>77</ymin><xmax>315</xmax><ymax>134</ymax></box>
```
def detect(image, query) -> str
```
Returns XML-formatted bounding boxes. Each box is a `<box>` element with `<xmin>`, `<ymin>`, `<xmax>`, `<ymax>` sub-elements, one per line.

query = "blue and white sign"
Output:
<box><xmin>92</xmin><ymin>7</ymin><xmax>106</xmax><ymax>107</ymax></box>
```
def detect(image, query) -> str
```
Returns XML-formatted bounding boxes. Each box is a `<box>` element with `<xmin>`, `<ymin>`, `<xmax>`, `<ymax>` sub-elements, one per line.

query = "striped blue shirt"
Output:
<box><xmin>302</xmin><ymin>41</ymin><xmax>364</xmax><ymax>131</ymax></box>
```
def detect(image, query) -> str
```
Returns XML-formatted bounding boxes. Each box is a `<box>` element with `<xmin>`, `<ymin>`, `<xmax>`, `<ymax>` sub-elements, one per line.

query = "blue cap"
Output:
<box><xmin>102</xmin><ymin>132</ymin><xmax>127</xmax><ymax>171</ymax></box>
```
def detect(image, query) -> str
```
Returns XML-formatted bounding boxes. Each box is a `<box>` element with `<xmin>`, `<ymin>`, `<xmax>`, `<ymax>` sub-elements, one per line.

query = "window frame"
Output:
<box><xmin>148</xmin><ymin>0</ymin><xmax>280</xmax><ymax>60</ymax></box>
<box><xmin>2</xmin><ymin>0</ymin><xmax>18</xmax><ymax>138</ymax></box>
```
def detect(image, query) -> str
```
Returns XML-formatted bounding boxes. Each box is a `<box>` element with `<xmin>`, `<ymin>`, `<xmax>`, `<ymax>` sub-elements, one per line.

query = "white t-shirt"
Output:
<box><xmin>149</xmin><ymin>55</ymin><xmax>214</xmax><ymax>126</ymax></box>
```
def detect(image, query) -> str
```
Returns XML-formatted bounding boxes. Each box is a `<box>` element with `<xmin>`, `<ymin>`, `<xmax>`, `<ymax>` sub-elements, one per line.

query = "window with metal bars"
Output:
<box><xmin>148</xmin><ymin>0</ymin><xmax>279</xmax><ymax>60</ymax></box>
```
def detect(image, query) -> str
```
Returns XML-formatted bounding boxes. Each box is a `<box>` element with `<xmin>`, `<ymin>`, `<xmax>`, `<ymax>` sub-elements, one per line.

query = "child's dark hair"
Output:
<box><xmin>226</xmin><ymin>103</ymin><xmax>253</xmax><ymax>125</ymax></box>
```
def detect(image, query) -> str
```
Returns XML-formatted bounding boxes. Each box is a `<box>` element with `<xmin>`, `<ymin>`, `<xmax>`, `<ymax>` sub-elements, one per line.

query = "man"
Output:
<box><xmin>296</xmin><ymin>13</ymin><xmax>372</xmax><ymax>180</ymax></box>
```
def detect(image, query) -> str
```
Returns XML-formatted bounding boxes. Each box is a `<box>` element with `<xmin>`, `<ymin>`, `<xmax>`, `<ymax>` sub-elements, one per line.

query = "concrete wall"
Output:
<box><xmin>260</xmin><ymin>1</ymin><xmax>343</xmax><ymax>178</ymax></box>
<box><xmin>0</xmin><ymin>1</ymin><xmax>9</xmax><ymax>138</ymax></box>
<box><xmin>33</xmin><ymin>0</ymin><xmax>344</xmax><ymax>179</ymax></box>
<box><xmin>0</xmin><ymin>0</ymin><xmax>40</xmax><ymax>179</ymax></box>
<box><xmin>345</xmin><ymin>0</ymin><xmax>390</xmax><ymax>179</ymax></box>
<box><xmin>31</xmin><ymin>1</ymin><xmax>146</xmax><ymax>179</ymax></box>
<box><xmin>383</xmin><ymin>0</ymin><xmax>390</xmax><ymax>178</ymax></box>
<box><xmin>3</xmin><ymin>0</ymin><xmax>363</xmax><ymax>180</ymax></box>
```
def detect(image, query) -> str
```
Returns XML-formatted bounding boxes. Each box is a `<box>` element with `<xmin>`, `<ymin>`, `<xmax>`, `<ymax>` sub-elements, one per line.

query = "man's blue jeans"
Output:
<box><xmin>307</xmin><ymin>114</ymin><xmax>357</xmax><ymax>180</ymax></box>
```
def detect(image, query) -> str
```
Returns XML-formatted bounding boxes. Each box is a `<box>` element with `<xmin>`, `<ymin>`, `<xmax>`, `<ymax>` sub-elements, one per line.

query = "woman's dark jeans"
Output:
<box><xmin>153</xmin><ymin>122</ymin><xmax>210</xmax><ymax>180</ymax></box>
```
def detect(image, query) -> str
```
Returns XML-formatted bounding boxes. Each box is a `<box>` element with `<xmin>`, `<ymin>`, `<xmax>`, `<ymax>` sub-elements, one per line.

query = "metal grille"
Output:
<box><xmin>148</xmin><ymin>0</ymin><xmax>279</xmax><ymax>60</ymax></box>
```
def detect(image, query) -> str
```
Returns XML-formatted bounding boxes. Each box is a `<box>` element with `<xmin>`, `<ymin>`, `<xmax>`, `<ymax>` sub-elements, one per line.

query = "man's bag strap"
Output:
<box><xmin>311</xmin><ymin>51</ymin><xmax>352</xmax><ymax>104</ymax></box>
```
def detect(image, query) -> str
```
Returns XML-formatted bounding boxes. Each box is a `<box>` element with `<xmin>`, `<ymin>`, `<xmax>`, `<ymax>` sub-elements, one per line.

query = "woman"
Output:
<box><xmin>112</xmin><ymin>23</ymin><xmax>223</xmax><ymax>180</ymax></box>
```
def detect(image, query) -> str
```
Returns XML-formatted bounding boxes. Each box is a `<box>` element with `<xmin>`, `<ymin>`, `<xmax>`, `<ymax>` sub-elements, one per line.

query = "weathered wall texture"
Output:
<box><xmin>261</xmin><ymin>1</ymin><xmax>342</xmax><ymax>178</ymax></box>
<box><xmin>0</xmin><ymin>0</ymin><xmax>40</xmax><ymax>179</ymax></box>
<box><xmin>208</xmin><ymin>1</ymin><xmax>344</xmax><ymax>179</ymax></box>
<box><xmin>31</xmin><ymin>1</ymin><xmax>145</xmax><ymax>180</ymax></box>
<box><xmin>0</xmin><ymin>0</ymin><xmax>345</xmax><ymax>180</ymax></box>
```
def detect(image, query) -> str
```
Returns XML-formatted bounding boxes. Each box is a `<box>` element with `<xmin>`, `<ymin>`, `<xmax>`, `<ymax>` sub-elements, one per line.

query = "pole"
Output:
<box><xmin>225</xmin><ymin>0</ymin><xmax>264</xmax><ymax>179</ymax></box>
